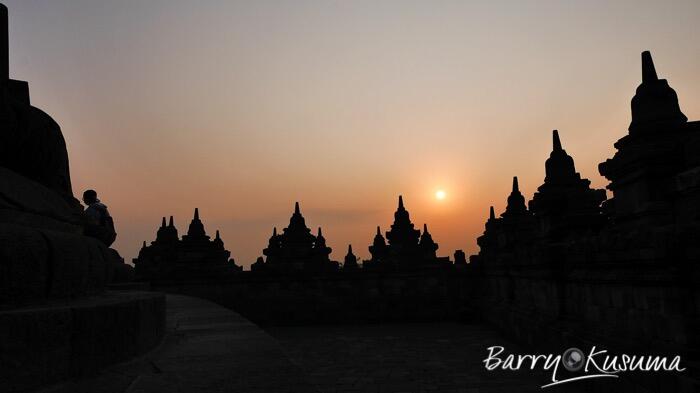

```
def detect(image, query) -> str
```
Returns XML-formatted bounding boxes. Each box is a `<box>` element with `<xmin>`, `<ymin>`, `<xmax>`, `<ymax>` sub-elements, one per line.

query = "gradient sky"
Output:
<box><xmin>5</xmin><ymin>0</ymin><xmax>700</xmax><ymax>267</ymax></box>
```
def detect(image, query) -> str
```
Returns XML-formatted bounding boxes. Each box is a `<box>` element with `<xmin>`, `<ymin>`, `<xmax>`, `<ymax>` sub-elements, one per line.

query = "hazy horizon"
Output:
<box><xmin>5</xmin><ymin>0</ymin><xmax>700</xmax><ymax>267</ymax></box>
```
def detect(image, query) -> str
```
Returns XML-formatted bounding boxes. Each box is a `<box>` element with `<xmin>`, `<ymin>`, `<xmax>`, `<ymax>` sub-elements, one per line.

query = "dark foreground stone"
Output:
<box><xmin>38</xmin><ymin>294</ymin><xmax>317</xmax><ymax>393</ymax></box>
<box><xmin>267</xmin><ymin>323</ymin><xmax>564</xmax><ymax>393</ymax></box>
<box><xmin>0</xmin><ymin>291</ymin><xmax>165</xmax><ymax>392</ymax></box>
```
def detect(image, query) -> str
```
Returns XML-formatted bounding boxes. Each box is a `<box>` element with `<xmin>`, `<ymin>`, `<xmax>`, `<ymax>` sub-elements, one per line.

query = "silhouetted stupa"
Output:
<box><xmin>453</xmin><ymin>249</ymin><xmax>467</xmax><ymax>268</ymax></box>
<box><xmin>257</xmin><ymin>202</ymin><xmax>339</xmax><ymax>273</ymax></box>
<box><xmin>529</xmin><ymin>130</ymin><xmax>607</xmax><ymax>239</ymax></box>
<box><xmin>474</xmin><ymin>206</ymin><xmax>500</xmax><ymax>265</ymax></box>
<box><xmin>628</xmin><ymin>51</ymin><xmax>687</xmax><ymax>135</ymax></box>
<box><xmin>365</xmin><ymin>196</ymin><xmax>450</xmax><ymax>269</ymax></box>
<box><xmin>469</xmin><ymin>52</ymin><xmax>700</xmax><ymax>369</ymax></box>
<box><xmin>0</xmin><ymin>4</ymin><xmax>155</xmax><ymax>388</ymax></box>
<box><xmin>0</xmin><ymin>2</ymin><xmax>133</xmax><ymax>294</ymax></box>
<box><xmin>343</xmin><ymin>245</ymin><xmax>359</xmax><ymax>270</ymax></box>
<box><xmin>313</xmin><ymin>227</ymin><xmax>333</xmax><ymax>265</ymax></box>
<box><xmin>0</xmin><ymin>4</ymin><xmax>74</xmax><ymax>202</ymax></box>
<box><xmin>501</xmin><ymin>177</ymin><xmax>529</xmax><ymax>218</ymax></box>
<box><xmin>419</xmin><ymin>224</ymin><xmax>439</xmax><ymax>259</ymax></box>
<box><xmin>155</xmin><ymin>216</ymin><xmax>179</xmax><ymax>244</ymax></box>
<box><xmin>133</xmin><ymin>209</ymin><xmax>241</xmax><ymax>280</ymax></box>
<box><xmin>182</xmin><ymin>208</ymin><xmax>209</xmax><ymax>242</ymax></box>
<box><xmin>366</xmin><ymin>226</ymin><xmax>389</xmax><ymax>267</ymax></box>
<box><xmin>386</xmin><ymin>196</ymin><xmax>421</xmax><ymax>253</ymax></box>
<box><xmin>474</xmin><ymin>177</ymin><xmax>536</xmax><ymax>268</ymax></box>
<box><xmin>251</xmin><ymin>256</ymin><xmax>266</xmax><ymax>272</ymax></box>
<box><xmin>600</xmin><ymin>51</ymin><xmax>699</xmax><ymax>229</ymax></box>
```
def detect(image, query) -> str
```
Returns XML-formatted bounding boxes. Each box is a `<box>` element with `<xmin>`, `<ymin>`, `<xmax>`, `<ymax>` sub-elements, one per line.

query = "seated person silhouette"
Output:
<box><xmin>82</xmin><ymin>189</ymin><xmax>117</xmax><ymax>246</ymax></box>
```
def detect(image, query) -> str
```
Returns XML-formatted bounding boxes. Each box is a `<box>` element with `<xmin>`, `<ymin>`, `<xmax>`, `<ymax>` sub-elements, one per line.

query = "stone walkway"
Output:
<box><xmin>40</xmin><ymin>294</ymin><xmax>317</xmax><ymax>393</ymax></box>
<box><xmin>39</xmin><ymin>294</ymin><xmax>592</xmax><ymax>393</ymax></box>
<box><xmin>266</xmin><ymin>323</ymin><xmax>587</xmax><ymax>393</ymax></box>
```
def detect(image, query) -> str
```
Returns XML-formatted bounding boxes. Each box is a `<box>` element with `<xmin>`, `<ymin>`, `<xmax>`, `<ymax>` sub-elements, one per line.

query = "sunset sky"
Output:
<box><xmin>6</xmin><ymin>0</ymin><xmax>700</xmax><ymax>267</ymax></box>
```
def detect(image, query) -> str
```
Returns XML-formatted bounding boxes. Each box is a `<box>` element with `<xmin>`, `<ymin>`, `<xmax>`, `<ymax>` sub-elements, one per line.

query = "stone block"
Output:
<box><xmin>0</xmin><ymin>292</ymin><xmax>165</xmax><ymax>392</ymax></box>
<box><xmin>0</xmin><ymin>167</ymin><xmax>82</xmax><ymax>234</ymax></box>
<box><xmin>0</xmin><ymin>224</ymin><xmax>50</xmax><ymax>303</ymax></box>
<box><xmin>0</xmin><ymin>307</ymin><xmax>73</xmax><ymax>391</ymax></box>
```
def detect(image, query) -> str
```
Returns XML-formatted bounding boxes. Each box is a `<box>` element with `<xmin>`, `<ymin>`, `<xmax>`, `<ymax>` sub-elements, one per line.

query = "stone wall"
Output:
<box><xmin>152</xmin><ymin>259</ymin><xmax>697</xmax><ymax>358</ymax></box>
<box><xmin>474</xmin><ymin>256</ymin><xmax>699</xmax><ymax>354</ymax></box>
<box><xmin>0</xmin><ymin>291</ymin><xmax>166</xmax><ymax>392</ymax></box>
<box><xmin>153</xmin><ymin>269</ymin><xmax>473</xmax><ymax>326</ymax></box>
<box><xmin>0</xmin><ymin>168</ymin><xmax>132</xmax><ymax>305</ymax></box>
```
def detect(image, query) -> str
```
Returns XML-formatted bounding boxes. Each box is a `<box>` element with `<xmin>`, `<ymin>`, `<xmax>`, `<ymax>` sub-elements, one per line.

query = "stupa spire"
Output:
<box><xmin>287</xmin><ymin>200</ymin><xmax>309</xmax><ymax>231</ymax></box>
<box><xmin>503</xmin><ymin>176</ymin><xmax>528</xmax><ymax>218</ymax></box>
<box><xmin>552</xmin><ymin>130</ymin><xmax>562</xmax><ymax>151</ymax></box>
<box><xmin>641</xmin><ymin>51</ymin><xmax>658</xmax><ymax>83</ymax></box>
<box><xmin>168</xmin><ymin>216</ymin><xmax>174</xmax><ymax>227</ymax></box>
<box><xmin>264</xmin><ymin>226</ymin><xmax>281</xmax><ymax>258</ymax></box>
<box><xmin>388</xmin><ymin>195</ymin><xmax>419</xmax><ymax>248</ymax></box>
<box><xmin>184</xmin><ymin>207</ymin><xmax>208</xmax><ymax>240</ymax></box>
<box><xmin>156</xmin><ymin>215</ymin><xmax>178</xmax><ymax>243</ymax></box>
<box><xmin>628</xmin><ymin>51</ymin><xmax>687</xmax><ymax>134</ymax></box>
<box><xmin>544</xmin><ymin>130</ymin><xmax>577</xmax><ymax>183</ymax></box>
<box><xmin>212</xmin><ymin>229</ymin><xmax>223</xmax><ymax>247</ymax></box>
<box><xmin>1</xmin><ymin>3</ymin><xmax>7</xmax><ymax>82</ymax></box>
<box><xmin>264</xmin><ymin>203</ymin><xmax>331</xmax><ymax>271</ymax></box>
<box><xmin>343</xmin><ymin>244</ymin><xmax>359</xmax><ymax>270</ymax></box>
<box><xmin>419</xmin><ymin>223</ymin><xmax>438</xmax><ymax>257</ymax></box>
<box><xmin>369</xmin><ymin>224</ymin><xmax>388</xmax><ymax>262</ymax></box>
<box><xmin>489</xmin><ymin>206</ymin><xmax>495</xmax><ymax>220</ymax></box>
<box><xmin>312</xmin><ymin>225</ymin><xmax>332</xmax><ymax>258</ymax></box>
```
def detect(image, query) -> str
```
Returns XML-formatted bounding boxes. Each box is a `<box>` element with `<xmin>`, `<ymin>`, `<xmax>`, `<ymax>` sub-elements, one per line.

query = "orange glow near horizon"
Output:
<box><xmin>4</xmin><ymin>0</ymin><xmax>700</xmax><ymax>267</ymax></box>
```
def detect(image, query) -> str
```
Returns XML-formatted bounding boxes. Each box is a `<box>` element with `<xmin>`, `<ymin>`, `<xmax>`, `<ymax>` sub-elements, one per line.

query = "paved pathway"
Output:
<box><xmin>39</xmin><ymin>294</ymin><xmax>590</xmax><ymax>393</ymax></box>
<box><xmin>266</xmin><ymin>323</ymin><xmax>586</xmax><ymax>393</ymax></box>
<box><xmin>40</xmin><ymin>294</ymin><xmax>317</xmax><ymax>393</ymax></box>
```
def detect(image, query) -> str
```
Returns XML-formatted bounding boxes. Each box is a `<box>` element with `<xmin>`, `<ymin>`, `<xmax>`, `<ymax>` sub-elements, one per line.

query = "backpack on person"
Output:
<box><xmin>91</xmin><ymin>204</ymin><xmax>117</xmax><ymax>245</ymax></box>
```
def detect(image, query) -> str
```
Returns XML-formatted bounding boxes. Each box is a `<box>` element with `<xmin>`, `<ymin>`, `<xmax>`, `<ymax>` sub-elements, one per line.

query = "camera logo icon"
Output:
<box><xmin>562</xmin><ymin>348</ymin><xmax>585</xmax><ymax>372</ymax></box>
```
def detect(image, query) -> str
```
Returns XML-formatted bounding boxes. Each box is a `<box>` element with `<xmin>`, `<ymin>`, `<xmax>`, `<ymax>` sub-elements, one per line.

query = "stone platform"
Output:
<box><xmin>0</xmin><ymin>291</ymin><xmax>165</xmax><ymax>392</ymax></box>
<box><xmin>38</xmin><ymin>294</ymin><xmax>317</xmax><ymax>393</ymax></box>
<box><xmin>267</xmin><ymin>323</ymin><xmax>575</xmax><ymax>393</ymax></box>
<box><xmin>28</xmin><ymin>293</ymin><xmax>692</xmax><ymax>393</ymax></box>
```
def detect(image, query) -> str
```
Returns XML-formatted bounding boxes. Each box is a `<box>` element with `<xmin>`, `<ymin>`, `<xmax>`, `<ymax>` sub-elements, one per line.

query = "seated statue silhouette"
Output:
<box><xmin>82</xmin><ymin>189</ymin><xmax>117</xmax><ymax>246</ymax></box>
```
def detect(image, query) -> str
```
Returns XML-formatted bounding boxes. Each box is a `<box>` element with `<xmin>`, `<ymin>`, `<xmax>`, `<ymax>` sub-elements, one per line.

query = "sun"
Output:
<box><xmin>435</xmin><ymin>190</ymin><xmax>446</xmax><ymax>200</ymax></box>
